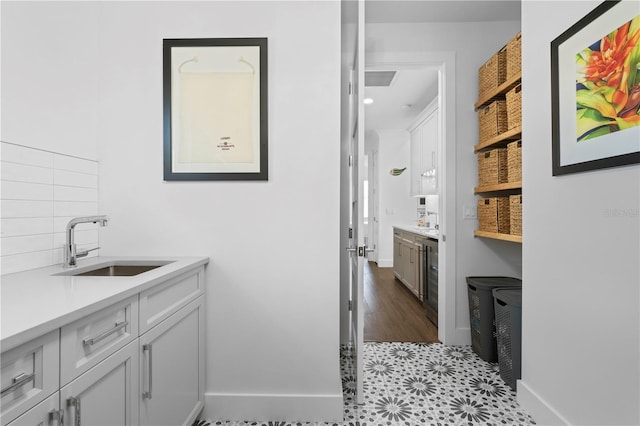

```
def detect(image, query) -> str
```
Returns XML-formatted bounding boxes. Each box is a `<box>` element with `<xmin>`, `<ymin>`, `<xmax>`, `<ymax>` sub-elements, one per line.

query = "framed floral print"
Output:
<box><xmin>163</xmin><ymin>38</ymin><xmax>268</xmax><ymax>181</ymax></box>
<box><xmin>551</xmin><ymin>0</ymin><xmax>640</xmax><ymax>176</ymax></box>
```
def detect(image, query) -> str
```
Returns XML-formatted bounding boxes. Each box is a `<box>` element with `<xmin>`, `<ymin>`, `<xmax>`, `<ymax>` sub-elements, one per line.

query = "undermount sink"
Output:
<box><xmin>55</xmin><ymin>261</ymin><xmax>173</xmax><ymax>277</ymax></box>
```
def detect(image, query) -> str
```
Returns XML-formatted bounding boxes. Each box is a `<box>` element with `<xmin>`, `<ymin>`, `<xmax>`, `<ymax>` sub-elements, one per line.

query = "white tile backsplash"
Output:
<box><xmin>1</xmin><ymin>200</ymin><xmax>54</xmax><ymax>218</ymax></box>
<box><xmin>1</xmin><ymin>142</ymin><xmax>100</xmax><ymax>275</ymax></box>
<box><xmin>1</xmin><ymin>161</ymin><xmax>54</xmax><ymax>184</ymax></box>
<box><xmin>2</xmin><ymin>180</ymin><xmax>54</xmax><ymax>201</ymax></box>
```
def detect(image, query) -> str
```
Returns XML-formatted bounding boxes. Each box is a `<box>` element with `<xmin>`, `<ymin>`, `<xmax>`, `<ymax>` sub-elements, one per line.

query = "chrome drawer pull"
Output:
<box><xmin>142</xmin><ymin>344</ymin><xmax>153</xmax><ymax>399</ymax></box>
<box><xmin>68</xmin><ymin>397</ymin><xmax>81</xmax><ymax>426</ymax></box>
<box><xmin>1</xmin><ymin>372</ymin><xmax>35</xmax><ymax>396</ymax></box>
<box><xmin>49</xmin><ymin>409</ymin><xmax>64</xmax><ymax>426</ymax></box>
<box><xmin>82</xmin><ymin>320</ymin><xmax>128</xmax><ymax>346</ymax></box>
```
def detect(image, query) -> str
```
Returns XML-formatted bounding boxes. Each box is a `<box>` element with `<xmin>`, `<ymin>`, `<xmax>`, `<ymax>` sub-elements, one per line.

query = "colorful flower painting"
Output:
<box><xmin>575</xmin><ymin>15</ymin><xmax>640</xmax><ymax>142</ymax></box>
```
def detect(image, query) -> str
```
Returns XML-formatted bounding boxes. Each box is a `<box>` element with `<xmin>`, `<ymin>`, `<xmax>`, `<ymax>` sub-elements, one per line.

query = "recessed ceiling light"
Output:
<box><xmin>363</xmin><ymin>98</ymin><xmax>374</xmax><ymax>105</ymax></box>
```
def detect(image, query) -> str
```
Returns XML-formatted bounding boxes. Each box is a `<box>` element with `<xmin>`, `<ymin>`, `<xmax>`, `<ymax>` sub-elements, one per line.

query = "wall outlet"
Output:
<box><xmin>463</xmin><ymin>205</ymin><xmax>477</xmax><ymax>219</ymax></box>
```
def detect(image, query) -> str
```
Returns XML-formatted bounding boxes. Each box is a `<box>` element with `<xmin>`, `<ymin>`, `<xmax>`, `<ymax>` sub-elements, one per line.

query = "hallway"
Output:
<box><xmin>364</xmin><ymin>261</ymin><xmax>438</xmax><ymax>343</ymax></box>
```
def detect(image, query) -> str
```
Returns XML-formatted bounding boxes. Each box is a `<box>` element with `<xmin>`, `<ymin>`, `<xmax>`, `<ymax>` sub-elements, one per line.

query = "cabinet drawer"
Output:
<box><xmin>5</xmin><ymin>392</ymin><xmax>60</xmax><ymax>426</ymax></box>
<box><xmin>60</xmin><ymin>295</ymin><xmax>138</xmax><ymax>386</ymax></box>
<box><xmin>139</xmin><ymin>266</ymin><xmax>204</xmax><ymax>334</ymax></box>
<box><xmin>1</xmin><ymin>330</ymin><xmax>59</xmax><ymax>426</ymax></box>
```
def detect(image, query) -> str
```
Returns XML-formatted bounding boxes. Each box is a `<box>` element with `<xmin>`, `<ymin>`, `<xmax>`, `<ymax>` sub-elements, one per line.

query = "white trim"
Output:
<box><xmin>376</xmin><ymin>259</ymin><xmax>393</xmax><ymax>268</ymax></box>
<box><xmin>204</xmin><ymin>392</ymin><xmax>344</xmax><ymax>423</ymax></box>
<box><xmin>517</xmin><ymin>380</ymin><xmax>570</xmax><ymax>426</ymax></box>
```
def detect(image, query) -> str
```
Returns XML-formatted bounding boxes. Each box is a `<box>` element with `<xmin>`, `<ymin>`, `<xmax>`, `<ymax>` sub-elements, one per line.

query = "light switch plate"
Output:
<box><xmin>463</xmin><ymin>205</ymin><xmax>477</xmax><ymax>219</ymax></box>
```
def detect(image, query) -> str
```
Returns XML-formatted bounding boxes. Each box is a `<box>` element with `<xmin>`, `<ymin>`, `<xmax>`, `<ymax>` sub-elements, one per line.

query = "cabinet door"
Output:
<box><xmin>420</xmin><ymin>110</ymin><xmax>439</xmax><ymax>195</ymax></box>
<box><xmin>6</xmin><ymin>393</ymin><xmax>60</xmax><ymax>426</ymax></box>
<box><xmin>405</xmin><ymin>243</ymin><xmax>419</xmax><ymax>297</ymax></box>
<box><xmin>393</xmin><ymin>233</ymin><xmax>402</xmax><ymax>279</ymax></box>
<box><xmin>139</xmin><ymin>296</ymin><xmax>204</xmax><ymax>426</ymax></box>
<box><xmin>410</xmin><ymin>126</ymin><xmax>423</xmax><ymax>197</ymax></box>
<box><xmin>60</xmin><ymin>340</ymin><xmax>139</xmax><ymax>426</ymax></box>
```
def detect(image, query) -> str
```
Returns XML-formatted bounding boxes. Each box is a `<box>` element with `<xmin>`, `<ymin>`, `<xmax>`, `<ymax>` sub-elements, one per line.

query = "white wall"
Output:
<box><xmin>374</xmin><ymin>129</ymin><xmax>418</xmax><ymax>266</ymax></box>
<box><xmin>0</xmin><ymin>1</ymin><xmax>100</xmax><ymax>160</ymax></box>
<box><xmin>518</xmin><ymin>2</ymin><xmax>640</xmax><ymax>425</ymax></box>
<box><xmin>1</xmin><ymin>1</ymin><xmax>343</xmax><ymax>422</ymax></box>
<box><xmin>366</xmin><ymin>21</ymin><xmax>522</xmax><ymax>344</ymax></box>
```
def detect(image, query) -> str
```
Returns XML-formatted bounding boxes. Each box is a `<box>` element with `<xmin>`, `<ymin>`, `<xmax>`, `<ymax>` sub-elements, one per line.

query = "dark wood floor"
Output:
<box><xmin>364</xmin><ymin>261</ymin><xmax>439</xmax><ymax>343</ymax></box>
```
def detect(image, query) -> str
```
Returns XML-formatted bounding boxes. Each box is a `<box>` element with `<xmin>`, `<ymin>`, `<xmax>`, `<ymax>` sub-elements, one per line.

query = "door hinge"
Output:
<box><xmin>348</xmin><ymin>155</ymin><xmax>353</xmax><ymax>167</ymax></box>
<box><xmin>349</xmin><ymin>228</ymin><xmax>353</xmax><ymax>239</ymax></box>
<box><xmin>348</xmin><ymin>300</ymin><xmax>353</xmax><ymax>311</ymax></box>
<box><xmin>349</xmin><ymin>82</ymin><xmax>352</xmax><ymax>95</ymax></box>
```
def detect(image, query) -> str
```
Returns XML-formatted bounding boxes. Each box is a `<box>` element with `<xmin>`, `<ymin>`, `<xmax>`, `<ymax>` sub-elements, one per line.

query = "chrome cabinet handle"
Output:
<box><xmin>142</xmin><ymin>344</ymin><xmax>153</xmax><ymax>399</ymax></box>
<box><xmin>67</xmin><ymin>397</ymin><xmax>81</xmax><ymax>426</ymax></box>
<box><xmin>49</xmin><ymin>409</ymin><xmax>64</xmax><ymax>426</ymax></box>
<box><xmin>1</xmin><ymin>372</ymin><xmax>35</xmax><ymax>397</ymax></box>
<box><xmin>82</xmin><ymin>320</ymin><xmax>128</xmax><ymax>346</ymax></box>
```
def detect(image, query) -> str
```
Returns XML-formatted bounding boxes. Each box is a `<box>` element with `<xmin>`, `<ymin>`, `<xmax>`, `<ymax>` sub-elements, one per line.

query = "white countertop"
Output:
<box><xmin>394</xmin><ymin>224</ymin><xmax>440</xmax><ymax>240</ymax></box>
<box><xmin>0</xmin><ymin>256</ymin><xmax>209</xmax><ymax>352</ymax></box>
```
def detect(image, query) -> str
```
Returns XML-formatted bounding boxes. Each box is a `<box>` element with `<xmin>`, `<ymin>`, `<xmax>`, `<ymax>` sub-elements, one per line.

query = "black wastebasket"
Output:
<box><xmin>493</xmin><ymin>287</ymin><xmax>522</xmax><ymax>390</ymax></box>
<box><xmin>466</xmin><ymin>276</ymin><xmax>522</xmax><ymax>362</ymax></box>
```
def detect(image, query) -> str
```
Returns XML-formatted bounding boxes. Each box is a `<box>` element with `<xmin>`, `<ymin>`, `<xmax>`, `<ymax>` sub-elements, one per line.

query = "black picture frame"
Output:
<box><xmin>163</xmin><ymin>38</ymin><xmax>268</xmax><ymax>181</ymax></box>
<box><xmin>551</xmin><ymin>1</ymin><xmax>640</xmax><ymax>176</ymax></box>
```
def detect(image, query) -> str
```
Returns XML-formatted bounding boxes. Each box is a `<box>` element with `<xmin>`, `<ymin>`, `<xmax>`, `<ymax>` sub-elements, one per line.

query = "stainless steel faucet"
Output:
<box><xmin>64</xmin><ymin>215</ymin><xmax>109</xmax><ymax>268</ymax></box>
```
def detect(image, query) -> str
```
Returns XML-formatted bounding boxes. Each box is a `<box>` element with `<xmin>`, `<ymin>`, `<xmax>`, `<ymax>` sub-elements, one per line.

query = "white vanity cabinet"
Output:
<box><xmin>1</xmin><ymin>258</ymin><xmax>207</xmax><ymax>426</ymax></box>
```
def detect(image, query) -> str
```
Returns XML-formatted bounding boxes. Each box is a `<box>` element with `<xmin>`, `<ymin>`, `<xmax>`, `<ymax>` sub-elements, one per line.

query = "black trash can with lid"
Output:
<box><xmin>466</xmin><ymin>276</ymin><xmax>522</xmax><ymax>362</ymax></box>
<box><xmin>493</xmin><ymin>287</ymin><xmax>522</xmax><ymax>390</ymax></box>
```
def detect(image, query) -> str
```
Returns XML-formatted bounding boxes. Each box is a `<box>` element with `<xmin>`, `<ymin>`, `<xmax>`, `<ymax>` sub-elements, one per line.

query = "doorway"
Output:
<box><xmin>363</xmin><ymin>53</ymin><xmax>456</xmax><ymax>345</ymax></box>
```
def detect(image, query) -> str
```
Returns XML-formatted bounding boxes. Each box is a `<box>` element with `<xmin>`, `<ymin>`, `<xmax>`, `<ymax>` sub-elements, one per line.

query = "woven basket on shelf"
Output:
<box><xmin>506</xmin><ymin>84</ymin><xmax>522</xmax><ymax>130</ymax></box>
<box><xmin>478</xmin><ymin>197</ymin><xmax>510</xmax><ymax>234</ymax></box>
<box><xmin>507</xmin><ymin>140</ymin><xmax>522</xmax><ymax>183</ymax></box>
<box><xmin>478</xmin><ymin>48</ymin><xmax>507</xmax><ymax>98</ymax></box>
<box><xmin>478</xmin><ymin>148</ymin><xmax>508</xmax><ymax>187</ymax></box>
<box><xmin>479</xmin><ymin>100</ymin><xmax>508</xmax><ymax>143</ymax></box>
<box><xmin>510</xmin><ymin>194</ymin><xmax>522</xmax><ymax>236</ymax></box>
<box><xmin>506</xmin><ymin>32</ymin><xmax>522</xmax><ymax>80</ymax></box>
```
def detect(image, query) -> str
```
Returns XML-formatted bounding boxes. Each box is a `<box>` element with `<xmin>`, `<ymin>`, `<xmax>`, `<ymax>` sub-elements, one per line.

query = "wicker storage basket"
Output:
<box><xmin>506</xmin><ymin>33</ymin><xmax>522</xmax><ymax>80</ymax></box>
<box><xmin>479</xmin><ymin>100</ymin><xmax>508</xmax><ymax>143</ymax></box>
<box><xmin>506</xmin><ymin>84</ymin><xmax>522</xmax><ymax>130</ymax></box>
<box><xmin>478</xmin><ymin>148</ymin><xmax>508</xmax><ymax>187</ymax></box>
<box><xmin>478</xmin><ymin>48</ymin><xmax>507</xmax><ymax>98</ymax></box>
<box><xmin>507</xmin><ymin>140</ymin><xmax>522</xmax><ymax>183</ymax></box>
<box><xmin>478</xmin><ymin>197</ymin><xmax>510</xmax><ymax>234</ymax></box>
<box><xmin>510</xmin><ymin>195</ymin><xmax>522</xmax><ymax>236</ymax></box>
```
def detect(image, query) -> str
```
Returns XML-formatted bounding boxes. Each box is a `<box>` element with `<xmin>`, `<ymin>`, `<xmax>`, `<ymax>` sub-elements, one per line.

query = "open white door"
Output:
<box><xmin>346</xmin><ymin>0</ymin><xmax>366</xmax><ymax>405</ymax></box>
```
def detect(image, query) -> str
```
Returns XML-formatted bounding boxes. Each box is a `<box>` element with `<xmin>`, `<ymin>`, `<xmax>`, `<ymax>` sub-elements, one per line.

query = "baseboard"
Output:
<box><xmin>203</xmin><ymin>392</ymin><xmax>344</xmax><ymax>423</ymax></box>
<box><xmin>376</xmin><ymin>259</ymin><xmax>393</xmax><ymax>268</ymax></box>
<box><xmin>517</xmin><ymin>380</ymin><xmax>569</xmax><ymax>425</ymax></box>
<box><xmin>440</xmin><ymin>326</ymin><xmax>471</xmax><ymax>346</ymax></box>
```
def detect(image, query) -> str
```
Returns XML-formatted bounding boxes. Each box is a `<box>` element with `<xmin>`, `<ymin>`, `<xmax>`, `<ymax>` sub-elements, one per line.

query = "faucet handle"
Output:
<box><xmin>76</xmin><ymin>246</ymin><xmax>100</xmax><ymax>258</ymax></box>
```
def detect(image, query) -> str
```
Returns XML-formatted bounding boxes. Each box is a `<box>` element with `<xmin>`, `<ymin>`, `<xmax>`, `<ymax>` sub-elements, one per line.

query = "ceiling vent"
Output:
<box><xmin>365</xmin><ymin>70</ymin><xmax>396</xmax><ymax>87</ymax></box>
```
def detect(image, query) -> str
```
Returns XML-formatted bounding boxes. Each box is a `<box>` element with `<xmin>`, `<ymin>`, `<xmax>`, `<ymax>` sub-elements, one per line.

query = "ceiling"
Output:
<box><xmin>363</xmin><ymin>0</ymin><xmax>521</xmax><ymax>133</ymax></box>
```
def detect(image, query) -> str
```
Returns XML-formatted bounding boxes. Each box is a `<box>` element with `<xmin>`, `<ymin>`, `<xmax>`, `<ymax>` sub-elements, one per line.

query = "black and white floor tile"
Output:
<box><xmin>202</xmin><ymin>342</ymin><xmax>536</xmax><ymax>426</ymax></box>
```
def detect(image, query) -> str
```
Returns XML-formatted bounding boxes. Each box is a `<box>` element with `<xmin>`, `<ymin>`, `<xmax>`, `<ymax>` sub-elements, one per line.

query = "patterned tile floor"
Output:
<box><xmin>206</xmin><ymin>342</ymin><xmax>536</xmax><ymax>426</ymax></box>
